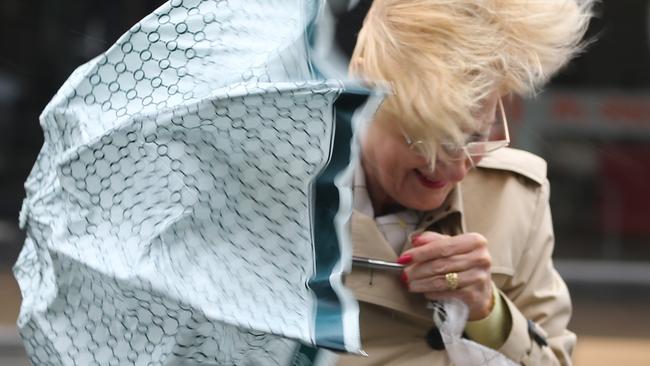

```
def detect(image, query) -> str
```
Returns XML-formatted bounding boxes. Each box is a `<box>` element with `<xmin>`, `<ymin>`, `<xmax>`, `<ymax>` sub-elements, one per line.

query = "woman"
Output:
<box><xmin>337</xmin><ymin>1</ymin><xmax>593</xmax><ymax>365</ymax></box>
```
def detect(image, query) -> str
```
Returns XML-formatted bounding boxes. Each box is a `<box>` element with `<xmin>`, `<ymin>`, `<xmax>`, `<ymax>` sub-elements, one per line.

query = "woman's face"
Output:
<box><xmin>361</xmin><ymin>94</ymin><xmax>499</xmax><ymax>215</ymax></box>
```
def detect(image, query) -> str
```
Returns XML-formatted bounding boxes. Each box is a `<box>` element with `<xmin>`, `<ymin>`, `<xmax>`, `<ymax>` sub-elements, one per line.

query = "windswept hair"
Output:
<box><xmin>350</xmin><ymin>0</ymin><xmax>594</xmax><ymax>158</ymax></box>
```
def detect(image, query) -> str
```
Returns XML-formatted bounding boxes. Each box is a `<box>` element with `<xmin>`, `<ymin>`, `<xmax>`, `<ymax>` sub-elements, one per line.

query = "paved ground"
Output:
<box><xmin>0</xmin><ymin>270</ymin><xmax>29</xmax><ymax>366</ymax></box>
<box><xmin>2</xmin><ymin>270</ymin><xmax>649</xmax><ymax>365</ymax></box>
<box><xmin>574</xmin><ymin>336</ymin><xmax>650</xmax><ymax>365</ymax></box>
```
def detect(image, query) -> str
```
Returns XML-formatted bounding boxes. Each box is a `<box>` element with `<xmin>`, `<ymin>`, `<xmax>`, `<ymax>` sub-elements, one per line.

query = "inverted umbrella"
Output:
<box><xmin>14</xmin><ymin>0</ymin><xmax>380</xmax><ymax>364</ymax></box>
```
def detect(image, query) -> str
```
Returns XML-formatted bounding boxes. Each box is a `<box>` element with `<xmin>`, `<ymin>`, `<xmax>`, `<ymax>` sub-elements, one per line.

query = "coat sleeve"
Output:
<box><xmin>497</xmin><ymin>179</ymin><xmax>576</xmax><ymax>366</ymax></box>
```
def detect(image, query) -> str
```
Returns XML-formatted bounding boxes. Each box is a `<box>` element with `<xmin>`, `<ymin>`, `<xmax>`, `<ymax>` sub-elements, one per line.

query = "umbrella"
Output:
<box><xmin>14</xmin><ymin>0</ymin><xmax>380</xmax><ymax>364</ymax></box>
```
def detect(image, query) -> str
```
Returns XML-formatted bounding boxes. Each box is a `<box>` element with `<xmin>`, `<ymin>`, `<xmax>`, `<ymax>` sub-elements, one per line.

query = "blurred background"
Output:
<box><xmin>1</xmin><ymin>0</ymin><xmax>649</xmax><ymax>364</ymax></box>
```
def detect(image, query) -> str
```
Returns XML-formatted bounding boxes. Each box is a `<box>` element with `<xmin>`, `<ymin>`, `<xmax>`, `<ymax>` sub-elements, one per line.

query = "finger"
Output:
<box><xmin>411</xmin><ymin>231</ymin><xmax>448</xmax><ymax>247</ymax></box>
<box><xmin>407</xmin><ymin>268</ymin><xmax>488</xmax><ymax>293</ymax></box>
<box><xmin>423</xmin><ymin>283</ymin><xmax>492</xmax><ymax>303</ymax></box>
<box><xmin>405</xmin><ymin>249</ymin><xmax>491</xmax><ymax>281</ymax></box>
<box><xmin>423</xmin><ymin>282</ymin><xmax>495</xmax><ymax>320</ymax></box>
<box><xmin>404</xmin><ymin>232</ymin><xmax>487</xmax><ymax>263</ymax></box>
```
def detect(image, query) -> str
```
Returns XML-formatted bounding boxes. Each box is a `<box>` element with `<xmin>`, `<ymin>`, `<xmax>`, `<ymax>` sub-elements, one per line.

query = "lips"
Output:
<box><xmin>414</xmin><ymin>170</ymin><xmax>446</xmax><ymax>189</ymax></box>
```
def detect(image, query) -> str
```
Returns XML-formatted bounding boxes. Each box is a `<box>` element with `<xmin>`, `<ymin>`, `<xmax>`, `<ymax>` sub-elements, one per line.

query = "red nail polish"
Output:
<box><xmin>397</xmin><ymin>254</ymin><xmax>413</xmax><ymax>264</ymax></box>
<box><xmin>412</xmin><ymin>235</ymin><xmax>426</xmax><ymax>246</ymax></box>
<box><xmin>401</xmin><ymin>272</ymin><xmax>408</xmax><ymax>284</ymax></box>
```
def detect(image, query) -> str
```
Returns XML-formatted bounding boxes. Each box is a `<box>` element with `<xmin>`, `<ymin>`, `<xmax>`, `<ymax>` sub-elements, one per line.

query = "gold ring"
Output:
<box><xmin>445</xmin><ymin>272</ymin><xmax>459</xmax><ymax>290</ymax></box>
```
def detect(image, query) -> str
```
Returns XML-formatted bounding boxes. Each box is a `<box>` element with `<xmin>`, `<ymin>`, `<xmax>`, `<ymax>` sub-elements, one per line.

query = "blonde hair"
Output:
<box><xmin>351</xmin><ymin>0</ymin><xmax>594</xmax><ymax>159</ymax></box>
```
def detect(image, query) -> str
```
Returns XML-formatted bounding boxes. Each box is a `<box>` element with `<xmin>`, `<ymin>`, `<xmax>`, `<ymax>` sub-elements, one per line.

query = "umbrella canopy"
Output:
<box><xmin>15</xmin><ymin>0</ymin><xmax>380</xmax><ymax>364</ymax></box>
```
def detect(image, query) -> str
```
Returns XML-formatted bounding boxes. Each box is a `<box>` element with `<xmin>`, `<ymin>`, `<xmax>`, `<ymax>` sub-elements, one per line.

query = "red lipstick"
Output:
<box><xmin>415</xmin><ymin>170</ymin><xmax>446</xmax><ymax>189</ymax></box>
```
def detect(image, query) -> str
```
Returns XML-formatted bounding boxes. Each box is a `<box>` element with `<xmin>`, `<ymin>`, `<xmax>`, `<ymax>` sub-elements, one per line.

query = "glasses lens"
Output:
<box><xmin>439</xmin><ymin>143</ymin><xmax>467</xmax><ymax>161</ymax></box>
<box><xmin>488</xmin><ymin>102</ymin><xmax>507</xmax><ymax>141</ymax></box>
<box><xmin>404</xmin><ymin>99</ymin><xmax>509</xmax><ymax>161</ymax></box>
<box><xmin>466</xmin><ymin>140</ymin><xmax>508</xmax><ymax>155</ymax></box>
<box><xmin>465</xmin><ymin>99</ymin><xmax>509</xmax><ymax>157</ymax></box>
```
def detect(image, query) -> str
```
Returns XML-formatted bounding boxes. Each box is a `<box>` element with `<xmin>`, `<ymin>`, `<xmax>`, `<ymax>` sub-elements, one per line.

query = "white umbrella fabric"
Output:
<box><xmin>14</xmin><ymin>0</ymin><xmax>379</xmax><ymax>364</ymax></box>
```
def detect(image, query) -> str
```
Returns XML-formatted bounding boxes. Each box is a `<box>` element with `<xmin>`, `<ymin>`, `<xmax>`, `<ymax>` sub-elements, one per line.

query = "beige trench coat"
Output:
<box><xmin>336</xmin><ymin>148</ymin><xmax>575</xmax><ymax>366</ymax></box>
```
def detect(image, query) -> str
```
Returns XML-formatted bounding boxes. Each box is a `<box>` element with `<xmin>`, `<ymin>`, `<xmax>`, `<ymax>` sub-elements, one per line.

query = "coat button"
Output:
<box><xmin>426</xmin><ymin>328</ymin><xmax>445</xmax><ymax>350</ymax></box>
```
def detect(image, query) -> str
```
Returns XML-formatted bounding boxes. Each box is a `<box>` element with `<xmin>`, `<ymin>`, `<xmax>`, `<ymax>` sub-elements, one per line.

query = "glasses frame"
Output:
<box><xmin>404</xmin><ymin>98</ymin><xmax>510</xmax><ymax>162</ymax></box>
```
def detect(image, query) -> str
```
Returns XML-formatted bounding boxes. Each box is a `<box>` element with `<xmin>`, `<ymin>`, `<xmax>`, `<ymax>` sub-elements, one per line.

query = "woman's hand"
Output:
<box><xmin>398</xmin><ymin>231</ymin><xmax>494</xmax><ymax>321</ymax></box>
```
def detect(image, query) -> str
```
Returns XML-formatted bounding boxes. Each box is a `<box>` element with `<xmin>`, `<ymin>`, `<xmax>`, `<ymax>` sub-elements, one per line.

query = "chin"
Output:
<box><xmin>411</xmin><ymin>187</ymin><xmax>451</xmax><ymax>211</ymax></box>
<box><xmin>401</xmin><ymin>196</ymin><xmax>446</xmax><ymax>212</ymax></box>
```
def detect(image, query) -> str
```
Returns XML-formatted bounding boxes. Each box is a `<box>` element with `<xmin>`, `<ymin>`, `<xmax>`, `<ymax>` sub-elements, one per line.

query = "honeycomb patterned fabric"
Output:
<box><xmin>431</xmin><ymin>300</ymin><xmax>517</xmax><ymax>366</ymax></box>
<box><xmin>14</xmin><ymin>0</ymin><xmax>378</xmax><ymax>364</ymax></box>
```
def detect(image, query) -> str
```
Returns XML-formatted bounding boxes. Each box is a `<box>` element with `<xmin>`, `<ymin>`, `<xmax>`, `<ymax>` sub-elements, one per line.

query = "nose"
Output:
<box><xmin>435</xmin><ymin>158</ymin><xmax>471</xmax><ymax>182</ymax></box>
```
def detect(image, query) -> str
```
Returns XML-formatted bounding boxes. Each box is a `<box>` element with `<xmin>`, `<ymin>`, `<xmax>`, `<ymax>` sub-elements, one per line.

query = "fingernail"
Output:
<box><xmin>397</xmin><ymin>254</ymin><xmax>413</xmax><ymax>264</ymax></box>
<box><xmin>411</xmin><ymin>234</ymin><xmax>424</xmax><ymax>246</ymax></box>
<box><xmin>400</xmin><ymin>271</ymin><xmax>408</xmax><ymax>284</ymax></box>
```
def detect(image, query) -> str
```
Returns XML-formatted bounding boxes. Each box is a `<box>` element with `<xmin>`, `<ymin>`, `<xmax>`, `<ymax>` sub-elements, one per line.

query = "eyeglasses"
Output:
<box><xmin>404</xmin><ymin>98</ymin><xmax>510</xmax><ymax>162</ymax></box>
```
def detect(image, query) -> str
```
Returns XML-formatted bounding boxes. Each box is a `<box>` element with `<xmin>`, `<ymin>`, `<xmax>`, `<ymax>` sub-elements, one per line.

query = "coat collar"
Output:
<box><xmin>348</xmin><ymin>181</ymin><xmax>468</xmax><ymax>320</ymax></box>
<box><xmin>352</xmin><ymin>182</ymin><xmax>467</xmax><ymax>259</ymax></box>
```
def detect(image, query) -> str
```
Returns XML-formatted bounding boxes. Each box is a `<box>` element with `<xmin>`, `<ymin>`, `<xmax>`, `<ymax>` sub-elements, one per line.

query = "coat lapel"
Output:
<box><xmin>346</xmin><ymin>184</ymin><xmax>468</xmax><ymax>322</ymax></box>
<box><xmin>351</xmin><ymin>211</ymin><xmax>399</xmax><ymax>260</ymax></box>
<box><xmin>402</xmin><ymin>185</ymin><xmax>467</xmax><ymax>253</ymax></box>
<box><xmin>348</xmin><ymin>210</ymin><xmax>432</xmax><ymax>321</ymax></box>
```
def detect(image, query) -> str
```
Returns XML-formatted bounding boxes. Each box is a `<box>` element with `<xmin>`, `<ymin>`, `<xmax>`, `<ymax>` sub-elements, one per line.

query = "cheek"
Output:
<box><xmin>383</xmin><ymin>156</ymin><xmax>423</xmax><ymax>193</ymax></box>
<box><xmin>386</xmin><ymin>147</ymin><xmax>421</xmax><ymax>175</ymax></box>
<box><xmin>362</xmin><ymin>128</ymin><xmax>426</xmax><ymax>189</ymax></box>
